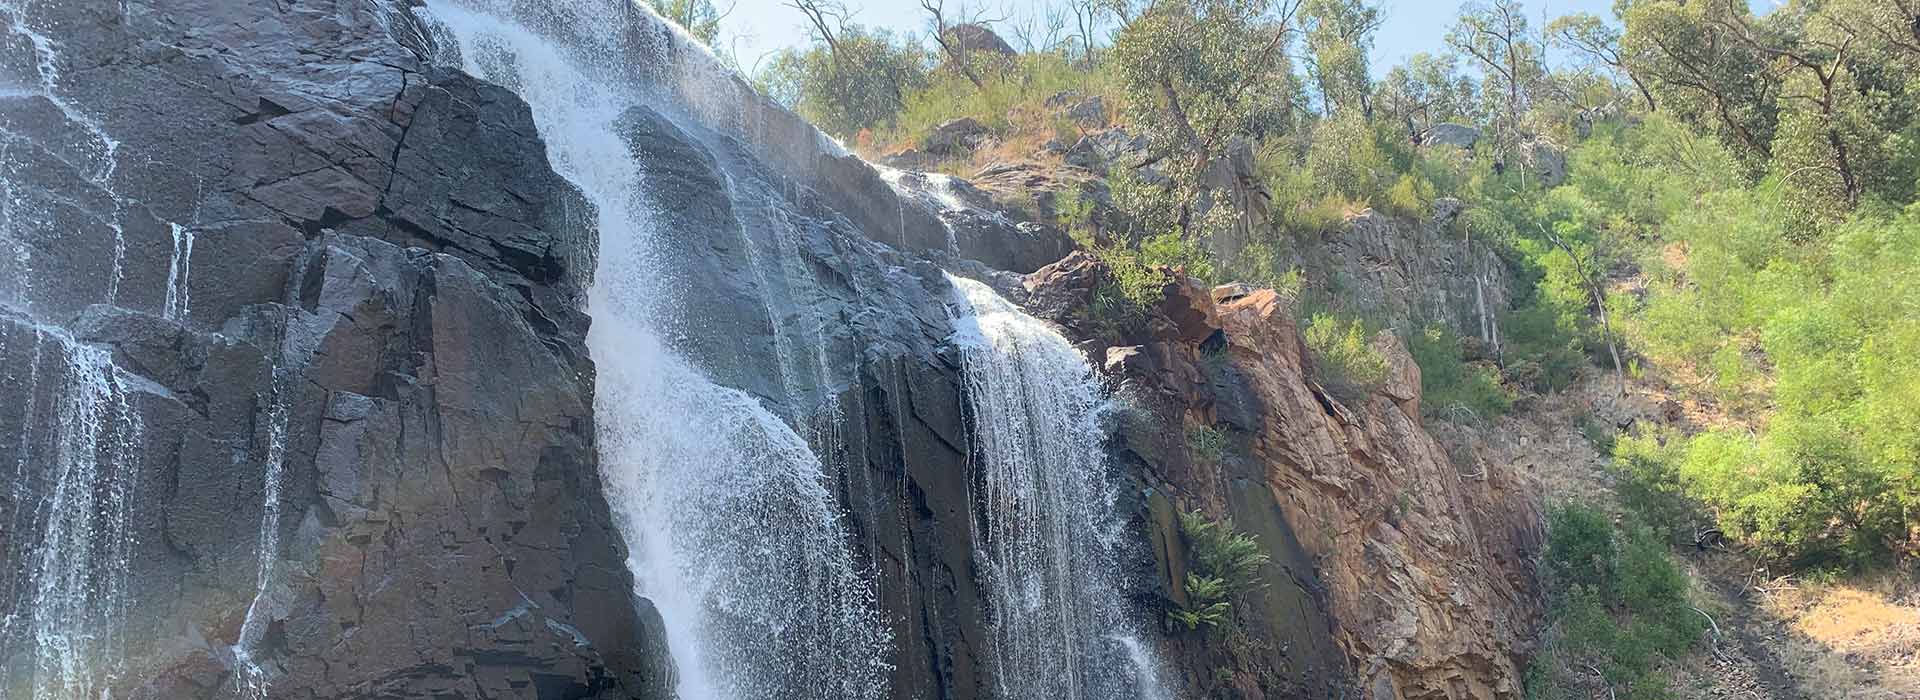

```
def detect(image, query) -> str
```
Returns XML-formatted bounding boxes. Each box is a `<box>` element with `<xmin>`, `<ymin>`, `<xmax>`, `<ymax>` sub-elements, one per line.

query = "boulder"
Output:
<box><xmin>882</xmin><ymin>147</ymin><xmax>940</xmax><ymax>170</ymax></box>
<box><xmin>1523</xmin><ymin>138</ymin><xmax>1568</xmax><ymax>187</ymax></box>
<box><xmin>1066</xmin><ymin>95</ymin><xmax>1108</xmax><ymax>128</ymax></box>
<box><xmin>923</xmin><ymin>117</ymin><xmax>990</xmax><ymax>156</ymax></box>
<box><xmin>1422</xmin><ymin>123</ymin><xmax>1481</xmax><ymax>150</ymax></box>
<box><xmin>1065</xmin><ymin>127</ymin><xmax>1148</xmax><ymax>173</ymax></box>
<box><xmin>941</xmin><ymin>23</ymin><xmax>1016</xmax><ymax>58</ymax></box>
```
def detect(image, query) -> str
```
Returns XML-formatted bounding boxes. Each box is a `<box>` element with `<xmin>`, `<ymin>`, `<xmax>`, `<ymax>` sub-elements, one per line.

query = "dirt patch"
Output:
<box><xmin>1756</xmin><ymin>577</ymin><xmax>1920</xmax><ymax>700</ymax></box>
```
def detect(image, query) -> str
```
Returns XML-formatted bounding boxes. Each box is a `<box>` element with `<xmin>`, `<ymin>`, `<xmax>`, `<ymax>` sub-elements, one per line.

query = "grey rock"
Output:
<box><xmin>923</xmin><ymin>117</ymin><xmax>991</xmax><ymax>156</ymax></box>
<box><xmin>1043</xmin><ymin>90</ymin><xmax>1081</xmax><ymax>109</ymax></box>
<box><xmin>883</xmin><ymin>147</ymin><xmax>940</xmax><ymax>170</ymax></box>
<box><xmin>942</xmin><ymin>23</ymin><xmax>1016</xmax><ymax>58</ymax></box>
<box><xmin>1422</xmin><ymin>123</ymin><xmax>1481</xmax><ymax>150</ymax></box>
<box><xmin>1066</xmin><ymin>95</ymin><xmax>1107</xmax><ymax>128</ymax></box>
<box><xmin>1523</xmin><ymin>138</ymin><xmax>1568</xmax><ymax>187</ymax></box>
<box><xmin>1065</xmin><ymin>127</ymin><xmax>1149</xmax><ymax>173</ymax></box>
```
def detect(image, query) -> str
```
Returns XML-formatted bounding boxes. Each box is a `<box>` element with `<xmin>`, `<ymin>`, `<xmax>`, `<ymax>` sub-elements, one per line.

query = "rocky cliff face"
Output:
<box><xmin>0</xmin><ymin>1</ymin><xmax>663</xmax><ymax>696</ymax></box>
<box><xmin>0</xmin><ymin>1</ymin><xmax>1072</xmax><ymax>697</ymax></box>
<box><xmin>1</xmin><ymin>1</ymin><xmax>1544</xmax><ymax>699</ymax></box>
<box><xmin>1020</xmin><ymin>254</ymin><xmax>1543</xmax><ymax>700</ymax></box>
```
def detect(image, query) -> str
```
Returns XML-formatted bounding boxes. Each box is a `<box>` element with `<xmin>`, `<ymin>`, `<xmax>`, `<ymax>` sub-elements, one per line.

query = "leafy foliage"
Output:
<box><xmin>759</xmin><ymin>26</ymin><xmax>929</xmax><ymax>137</ymax></box>
<box><xmin>1531</xmin><ymin>505</ymin><xmax>1705</xmax><ymax>700</ymax></box>
<box><xmin>1169</xmin><ymin>510</ymin><xmax>1271</xmax><ymax>632</ymax></box>
<box><xmin>1302</xmin><ymin>313</ymin><xmax>1390</xmax><ymax>401</ymax></box>
<box><xmin>1186</xmin><ymin>424</ymin><xmax>1231</xmax><ymax>465</ymax></box>
<box><xmin>1169</xmin><ymin>575</ymin><xmax>1234</xmax><ymax>630</ymax></box>
<box><xmin>1407</xmin><ymin>325</ymin><xmax>1512</xmax><ymax>422</ymax></box>
<box><xmin>645</xmin><ymin>0</ymin><xmax>725</xmax><ymax>44</ymax></box>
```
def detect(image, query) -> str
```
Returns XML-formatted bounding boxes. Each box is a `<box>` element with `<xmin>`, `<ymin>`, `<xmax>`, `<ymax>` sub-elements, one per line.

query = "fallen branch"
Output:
<box><xmin>1583</xmin><ymin>664</ymin><xmax>1617</xmax><ymax>700</ymax></box>
<box><xmin>1690</xmin><ymin>606</ymin><xmax>1723</xmax><ymax>639</ymax></box>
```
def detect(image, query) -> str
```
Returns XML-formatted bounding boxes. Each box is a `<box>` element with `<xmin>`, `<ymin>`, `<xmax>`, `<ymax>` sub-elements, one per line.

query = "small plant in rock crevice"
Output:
<box><xmin>1169</xmin><ymin>510</ymin><xmax>1270</xmax><ymax>634</ymax></box>
<box><xmin>1302</xmin><ymin>312</ymin><xmax>1391</xmax><ymax>402</ymax></box>
<box><xmin>1185</xmin><ymin>424</ymin><xmax>1230</xmax><ymax>466</ymax></box>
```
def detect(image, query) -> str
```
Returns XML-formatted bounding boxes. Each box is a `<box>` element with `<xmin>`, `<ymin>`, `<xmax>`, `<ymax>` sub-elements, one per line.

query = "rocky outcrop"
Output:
<box><xmin>1022</xmin><ymin>254</ymin><xmax>1544</xmax><ymax>700</ymax></box>
<box><xmin>1065</xmin><ymin>127</ymin><xmax>1151</xmax><ymax>174</ymax></box>
<box><xmin>1423</xmin><ymin>123</ymin><xmax>1483</xmax><ymax>150</ymax></box>
<box><xmin>1520</xmin><ymin>138</ymin><xmax>1568</xmax><ymax>188</ymax></box>
<box><xmin>923</xmin><ymin>117</ymin><xmax>991</xmax><ymax>157</ymax></box>
<box><xmin>878</xmin><ymin>165</ymin><xmax>1077</xmax><ymax>273</ymax></box>
<box><xmin>0</xmin><ymin>1</ymin><xmax>662</xmax><ymax>696</ymax></box>
<box><xmin>1308</xmin><ymin>208</ymin><xmax>1511</xmax><ymax>342</ymax></box>
<box><xmin>941</xmin><ymin>23</ymin><xmax>1017</xmax><ymax>58</ymax></box>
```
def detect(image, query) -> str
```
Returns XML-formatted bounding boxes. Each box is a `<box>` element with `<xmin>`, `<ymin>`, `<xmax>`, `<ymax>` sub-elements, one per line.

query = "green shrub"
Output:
<box><xmin>1609</xmin><ymin>428</ymin><xmax>1700</xmax><ymax>536</ymax></box>
<box><xmin>1186</xmin><ymin>424</ymin><xmax>1230</xmax><ymax>465</ymax></box>
<box><xmin>1303</xmin><ymin>313</ymin><xmax>1391</xmax><ymax>401</ymax></box>
<box><xmin>1169</xmin><ymin>511</ymin><xmax>1270</xmax><ymax>634</ymax></box>
<box><xmin>882</xmin><ymin>52</ymin><xmax>1114</xmax><ymax>150</ymax></box>
<box><xmin>757</xmin><ymin>27</ymin><xmax>930</xmax><ymax>137</ymax></box>
<box><xmin>1169</xmin><ymin>574</ymin><xmax>1233</xmax><ymax>631</ymax></box>
<box><xmin>1407</xmin><ymin>326</ymin><xmax>1512</xmax><ymax>422</ymax></box>
<box><xmin>1578</xmin><ymin>414</ymin><xmax>1617</xmax><ymax>454</ymax></box>
<box><xmin>1382</xmin><ymin>173</ymin><xmax>1429</xmax><ymax>218</ymax></box>
<box><xmin>1500</xmin><ymin>300</ymin><xmax>1588</xmax><ymax>393</ymax></box>
<box><xmin>1534</xmin><ymin>505</ymin><xmax>1705</xmax><ymax>700</ymax></box>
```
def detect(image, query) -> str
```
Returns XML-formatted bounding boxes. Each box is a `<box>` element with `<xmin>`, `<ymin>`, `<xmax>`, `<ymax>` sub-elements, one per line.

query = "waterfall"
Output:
<box><xmin>229</xmin><ymin>367</ymin><xmax>292</xmax><ymax>699</ymax></box>
<box><xmin>0</xmin><ymin>4</ymin><xmax>152</xmax><ymax>696</ymax></box>
<box><xmin>1</xmin><ymin>0</ymin><xmax>126</xmax><ymax>306</ymax></box>
<box><xmin>946</xmin><ymin>274</ymin><xmax>1171</xmax><ymax>700</ymax></box>
<box><xmin>420</xmin><ymin>4</ymin><xmax>891</xmax><ymax>699</ymax></box>
<box><xmin>162</xmin><ymin>224</ymin><xmax>195</xmax><ymax>322</ymax></box>
<box><xmin>0</xmin><ymin>321</ymin><xmax>149</xmax><ymax>699</ymax></box>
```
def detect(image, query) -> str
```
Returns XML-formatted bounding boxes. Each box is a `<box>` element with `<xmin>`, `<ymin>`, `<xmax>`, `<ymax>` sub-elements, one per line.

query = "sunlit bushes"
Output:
<box><xmin>1529</xmin><ymin>505</ymin><xmax>1704</xmax><ymax>700</ymax></box>
<box><xmin>1407</xmin><ymin>326</ymin><xmax>1512</xmax><ymax>421</ymax></box>
<box><xmin>1302</xmin><ymin>313</ymin><xmax>1390</xmax><ymax>402</ymax></box>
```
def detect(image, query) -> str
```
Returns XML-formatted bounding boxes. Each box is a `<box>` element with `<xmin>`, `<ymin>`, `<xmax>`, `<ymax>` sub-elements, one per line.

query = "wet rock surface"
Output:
<box><xmin>2</xmin><ymin>1</ymin><xmax>1548</xmax><ymax>699</ymax></box>
<box><xmin>0</xmin><ymin>1</ymin><xmax>660</xmax><ymax>696</ymax></box>
<box><xmin>1022</xmin><ymin>254</ymin><xmax>1543</xmax><ymax>700</ymax></box>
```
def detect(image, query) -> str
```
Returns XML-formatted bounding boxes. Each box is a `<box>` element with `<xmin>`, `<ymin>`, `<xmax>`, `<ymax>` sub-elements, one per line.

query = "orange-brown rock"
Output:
<box><xmin>1024</xmin><ymin>255</ymin><xmax>1544</xmax><ymax>700</ymax></box>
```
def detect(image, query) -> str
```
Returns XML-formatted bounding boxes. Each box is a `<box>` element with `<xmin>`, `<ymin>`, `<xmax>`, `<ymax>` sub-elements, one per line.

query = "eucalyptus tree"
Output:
<box><xmin>1548</xmin><ymin>12</ymin><xmax>1656</xmax><ymax>112</ymax></box>
<box><xmin>1108</xmin><ymin>0</ymin><xmax>1302</xmax><ymax>238</ymax></box>
<box><xmin>1445</xmin><ymin>0</ymin><xmax>1545</xmax><ymax>150</ymax></box>
<box><xmin>1299</xmin><ymin>0</ymin><xmax>1382</xmax><ymax>118</ymax></box>
<box><xmin>1617</xmin><ymin>0</ymin><xmax>1778</xmax><ymax>170</ymax></box>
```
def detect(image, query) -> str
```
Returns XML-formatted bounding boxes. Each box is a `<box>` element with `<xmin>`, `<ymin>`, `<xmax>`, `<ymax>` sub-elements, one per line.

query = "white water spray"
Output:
<box><xmin>0</xmin><ymin>320</ymin><xmax>148</xmax><ymax>699</ymax></box>
<box><xmin>947</xmin><ymin>274</ymin><xmax>1171</xmax><ymax>700</ymax></box>
<box><xmin>421</xmin><ymin>4</ymin><xmax>892</xmax><ymax>698</ymax></box>
<box><xmin>229</xmin><ymin>369</ymin><xmax>290</xmax><ymax>699</ymax></box>
<box><xmin>162</xmin><ymin>223</ymin><xmax>194</xmax><ymax>322</ymax></box>
<box><xmin>2</xmin><ymin>1</ymin><xmax>128</xmax><ymax>306</ymax></box>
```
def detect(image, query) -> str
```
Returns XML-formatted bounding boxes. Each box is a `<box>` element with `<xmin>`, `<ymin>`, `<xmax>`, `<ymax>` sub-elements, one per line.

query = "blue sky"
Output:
<box><xmin>714</xmin><ymin>0</ymin><xmax>1777</xmax><ymax>76</ymax></box>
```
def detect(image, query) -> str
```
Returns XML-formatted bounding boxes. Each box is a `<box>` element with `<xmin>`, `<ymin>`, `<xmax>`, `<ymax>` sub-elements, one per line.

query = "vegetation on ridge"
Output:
<box><xmin>735</xmin><ymin>0</ymin><xmax>1920</xmax><ymax>689</ymax></box>
<box><xmin>1171</xmin><ymin>510</ymin><xmax>1270</xmax><ymax>633</ymax></box>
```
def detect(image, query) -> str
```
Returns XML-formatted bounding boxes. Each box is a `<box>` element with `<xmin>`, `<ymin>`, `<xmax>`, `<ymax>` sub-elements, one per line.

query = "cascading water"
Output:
<box><xmin>420</xmin><ymin>3</ymin><xmax>891</xmax><ymax>699</ymax></box>
<box><xmin>161</xmin><ymin>223</ymin><xmax>194</xmax><ymax>322</ymax></box>
<box><xmin>0</xmin><ymin>322</ymin><xmax>149</xmax><ymax>699</ymax></box>
<box><xmin>947</xmin><ymin>274</ymin><xmax>1171</xmax><ymax>700</ymax></box>
<box><xmin>0</xmin><ymin>3</ymin><xmax>155</xmax><ymax>697</ymax></box>
<box><xmin>228</xmin><ymin>366</ymin><xmax>292</xmax><ymax>699</ymax></box>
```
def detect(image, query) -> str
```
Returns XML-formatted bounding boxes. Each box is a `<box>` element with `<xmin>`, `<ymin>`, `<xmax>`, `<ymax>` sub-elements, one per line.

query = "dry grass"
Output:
<box><xmin>1758</xmin><ymin>578</ymin><xmax>1920</xmax><ymax>700</ymax></box>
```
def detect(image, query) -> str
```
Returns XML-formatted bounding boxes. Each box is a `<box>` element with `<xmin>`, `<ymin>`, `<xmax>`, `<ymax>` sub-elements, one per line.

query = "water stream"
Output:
<box><xmin>948</xmin><ymin>274</ymin><xmax>1171</xmax><ymax>700</ymax></box>
<box><xmin>421</xmin><ymin>4</ymin><xmax>892</xmax><ymax>698</ymax></box>
<box><xmin>0</xmin><ymin>321</ymin><xmax>149</xmax><ymax>699</ymax></box>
